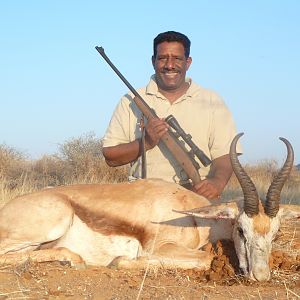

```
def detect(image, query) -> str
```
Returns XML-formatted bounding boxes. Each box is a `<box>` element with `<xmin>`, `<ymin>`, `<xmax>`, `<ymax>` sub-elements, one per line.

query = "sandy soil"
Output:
<box><xmin>0</xmin><ymin>237</ymin><xmax>299</xmax><ymax>300</ymax></box>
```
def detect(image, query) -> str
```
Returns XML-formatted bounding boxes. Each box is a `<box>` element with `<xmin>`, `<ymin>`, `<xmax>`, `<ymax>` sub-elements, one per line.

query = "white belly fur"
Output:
<box><xmin>55</xmin><ymin>215</ymin><xmax>141</xmax><ymax>266</ymax></box>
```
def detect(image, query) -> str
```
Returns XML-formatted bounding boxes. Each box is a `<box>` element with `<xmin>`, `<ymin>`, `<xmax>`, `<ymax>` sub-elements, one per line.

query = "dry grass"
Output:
<box><xmin>0</xmin><ymin>133</ymin><xmax>127</xmax><ymax>207</ymax></box>
<box><xmin>223</xmin><ymin>160</ymin><xmax>300</xmax><ymax>205</ymax></box>
<box><xmin>0</xmin><ymin>135</ymin><xmax>299</xmax><ymax>207</ymax></box>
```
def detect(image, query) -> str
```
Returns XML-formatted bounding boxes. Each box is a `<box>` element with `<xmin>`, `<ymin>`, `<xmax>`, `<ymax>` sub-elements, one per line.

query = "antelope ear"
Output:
<box><xmin>173</xmin><ymin>202</ymin><xmax>240</xmax><ymax>219</ymax></box>
<box><xmin>278</xmin><ymin>204</ymin><xmax>300</xmax><ymax>220</ymax></box>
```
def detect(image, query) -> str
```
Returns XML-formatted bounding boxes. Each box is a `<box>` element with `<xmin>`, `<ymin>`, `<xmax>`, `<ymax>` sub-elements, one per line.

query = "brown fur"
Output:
<box><xmin>253</xmin><ymin>213</ymin><xmax>271</xmax><ymax>235</ymax></box>
<box><xmin>69</xmin><ymin>200</ymin><xmax>152</xmax><ymax>247</ymax></box>
<box><xmin>0</xmin><ymin>179</ymin><xmax>222</xmax><ymax>270</ymax></box>
<box><xmin>251</xmin><ymin>202</ymin><xmax>271</xmax><ymax>235</ymax></box>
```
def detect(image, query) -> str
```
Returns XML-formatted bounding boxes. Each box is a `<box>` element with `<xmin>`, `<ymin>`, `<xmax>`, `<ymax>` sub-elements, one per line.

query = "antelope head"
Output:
<box><xmin>230</xmin><ymin>132</ymin><xmax>294</xmax><ymax>281</ymax></box>
<box><xmin>176</xmin><ymin>133</ymin><xmax>296</xmax><ymax>281</ymax></box>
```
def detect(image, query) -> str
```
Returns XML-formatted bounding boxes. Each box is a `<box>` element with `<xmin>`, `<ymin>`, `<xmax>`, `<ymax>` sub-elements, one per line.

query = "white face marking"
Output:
<box><xmin>233</xmin><ymin>212</ymin><xmax>281</xmax><ymax>281</ymax></box>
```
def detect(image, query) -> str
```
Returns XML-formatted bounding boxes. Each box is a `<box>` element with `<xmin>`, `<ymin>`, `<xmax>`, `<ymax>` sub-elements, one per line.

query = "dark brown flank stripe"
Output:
<box><xmin>69</xmin><ymin>200</ymin><xmax>150</xmax><ymax>247</ymax></box>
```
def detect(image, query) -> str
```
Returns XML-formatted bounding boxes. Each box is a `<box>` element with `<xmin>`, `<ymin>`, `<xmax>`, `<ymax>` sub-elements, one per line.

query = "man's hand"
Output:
<box><xmin>192</xmin><ymin>154</ymin><xmax>233</xmax><ymax>200</ymax></box>
<box><xmin>144</xmin><ymin>117</ymin><xmax>169</xmax><ymax>150</ymax></box>
<box><xmin>192</xmin><ymin>179</ymin><xmax>222</xmax><ymax>200</ymax></box>
<box><xmin>102</xmin><ymin>117</ymin><xmax>169</xmax><ymax>167</ymax></box>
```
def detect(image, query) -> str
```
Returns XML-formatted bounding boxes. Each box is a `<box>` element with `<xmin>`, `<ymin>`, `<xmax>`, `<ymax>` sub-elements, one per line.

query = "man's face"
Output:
<box><xmin>152</xmin><ymin>41</ymin><xmax>192</xmax><ymax>92</ymax></box>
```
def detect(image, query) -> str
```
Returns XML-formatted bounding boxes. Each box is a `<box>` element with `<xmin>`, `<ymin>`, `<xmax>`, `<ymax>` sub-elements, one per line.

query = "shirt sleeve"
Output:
<box><xmin>102</xmin><ymin>95</ymin><xmax>132</xmax><ymax>147</ymax></box>
<box><xmin>208</xmin><ymin>93</ymin><xmax>242</xmax><ymax>160</ymax></box>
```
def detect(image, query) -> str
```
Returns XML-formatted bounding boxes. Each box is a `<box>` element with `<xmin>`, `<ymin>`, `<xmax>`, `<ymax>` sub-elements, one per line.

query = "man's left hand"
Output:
<box><xmin>192</xmin><ymin>154</ymin><xmax>233</xmax><ymax>200</ymax></box>
<box><xmin>192</xmin><ymin>179</ymin><xmax>222</xmax><ymax>200</ymax></box>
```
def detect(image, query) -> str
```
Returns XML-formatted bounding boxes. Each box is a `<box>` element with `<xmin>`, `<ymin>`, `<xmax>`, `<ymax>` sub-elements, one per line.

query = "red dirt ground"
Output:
<box><xmin>0</xmin><ymin>239</ymin><xmax>299</xmax><ymax>300</ymax></box>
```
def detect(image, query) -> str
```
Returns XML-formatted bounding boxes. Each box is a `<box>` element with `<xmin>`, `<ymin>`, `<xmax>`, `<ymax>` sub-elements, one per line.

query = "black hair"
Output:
<box><xmin>153</xmin><ymin>31</ymin><xmax>191</xmax><ymax>58</ymax></box>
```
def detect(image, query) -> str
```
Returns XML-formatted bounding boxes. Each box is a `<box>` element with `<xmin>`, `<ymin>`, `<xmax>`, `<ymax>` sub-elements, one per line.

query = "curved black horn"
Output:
<box><xmin>230</xmin><ymin>133</ymin><xmax>259</xmax><ymax>217</ymax></box>
<box><xmin>265</xmin><ymin>137</ymin><xmax>294</xmax><ymax>218</ymax></box>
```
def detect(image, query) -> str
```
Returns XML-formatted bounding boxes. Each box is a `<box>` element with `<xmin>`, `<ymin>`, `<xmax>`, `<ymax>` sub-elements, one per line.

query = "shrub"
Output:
<box><xmin>0</xmin><ymin>144</ymin><xmax>29</xmax><ymax>189</ymax></box>
<box><xmin>0</xmin><ymin>135</ymin><xmax>298</xmax><ymax>205</ymax></box>
<box><xmin>56</xmin><ymin>132</ymin><xmax>127</xmax><ymax>183</ymax></box>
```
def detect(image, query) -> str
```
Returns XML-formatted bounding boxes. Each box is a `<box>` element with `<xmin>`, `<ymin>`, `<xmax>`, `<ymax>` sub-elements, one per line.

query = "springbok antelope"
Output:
<box><xmin>0</xmin><ymin>134</ymin><xmax>299</xmax><ymax>281</ymax></box>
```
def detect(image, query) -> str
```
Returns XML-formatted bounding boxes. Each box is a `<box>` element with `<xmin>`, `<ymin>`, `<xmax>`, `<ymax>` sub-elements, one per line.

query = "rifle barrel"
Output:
<box><xmin>95</xmin><ymin>46</ymin><xmax>156</xmax><ymax>117</ymax></box>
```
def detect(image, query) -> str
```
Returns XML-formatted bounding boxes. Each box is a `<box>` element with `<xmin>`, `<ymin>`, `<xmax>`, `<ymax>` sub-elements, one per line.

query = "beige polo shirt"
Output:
<box><xmin>103</xmin><ymin>75</ymin><xmax>241</xmax><ymax>184</ymax></box>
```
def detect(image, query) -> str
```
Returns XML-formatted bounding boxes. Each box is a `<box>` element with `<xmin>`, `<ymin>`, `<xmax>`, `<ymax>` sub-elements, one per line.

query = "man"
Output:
<box><xmin>102</xmin><ymin>31</ymin><xmax>241</xmax><ymax>200</ymax></box>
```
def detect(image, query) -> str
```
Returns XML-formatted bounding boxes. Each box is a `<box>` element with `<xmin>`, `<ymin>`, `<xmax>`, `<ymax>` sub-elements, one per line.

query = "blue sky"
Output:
<box><xmin>1</xmin><ymin>1</ymin><xmax>299</xmax><ymax>164</ymax></box>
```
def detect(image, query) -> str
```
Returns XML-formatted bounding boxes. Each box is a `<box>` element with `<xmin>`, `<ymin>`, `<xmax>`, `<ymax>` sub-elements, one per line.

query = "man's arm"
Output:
<box><xmin>193</xmin><ymin>154</ymin><xmax>233</xmax><ymax>200</ymax></box>
<box><xmin>102</xmin><ymin>140</ymin><xmax>142</xmax><ymax>167</ymax></box>
<box><xmin>103</xmin><ymin>118</ymin><xmax>168</xmax><ymax>167</ymax></box>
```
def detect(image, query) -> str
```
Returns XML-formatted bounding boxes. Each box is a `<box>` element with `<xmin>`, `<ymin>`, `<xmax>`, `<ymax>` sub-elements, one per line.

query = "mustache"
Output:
<box><xmin>161</xmin><ymin>68</ymin><xmax>180</xmax><ymax>73</ymax></box>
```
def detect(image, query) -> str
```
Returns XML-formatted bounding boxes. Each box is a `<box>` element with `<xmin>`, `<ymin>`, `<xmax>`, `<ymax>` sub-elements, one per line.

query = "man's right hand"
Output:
<box><xmin>144</xmin><ymin>117</ymin><xmax>169</xmax><ymax>150</ymax></box>
<box><xmin>102</xmin><ymin>117</ymin><xmax>169</xmax><ymax>167</ymax></box>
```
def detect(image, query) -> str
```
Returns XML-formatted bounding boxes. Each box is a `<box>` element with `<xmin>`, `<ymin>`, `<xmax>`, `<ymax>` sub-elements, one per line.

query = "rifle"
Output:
<box><xmin>95</xmin><ymin>46</ymin><xmax>211</xmax><ymax>186</ymax></box>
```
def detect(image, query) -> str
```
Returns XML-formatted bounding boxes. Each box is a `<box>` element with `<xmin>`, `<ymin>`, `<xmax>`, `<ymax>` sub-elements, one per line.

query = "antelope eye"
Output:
<box><xmin>237</xmin><ymin>227</ymin><xmax>244</xmax><ymax>238</ymax></box>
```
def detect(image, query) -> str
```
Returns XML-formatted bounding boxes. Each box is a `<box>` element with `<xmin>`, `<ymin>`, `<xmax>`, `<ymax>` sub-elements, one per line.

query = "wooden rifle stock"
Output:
<box><xmin>95</xmin><ymin>46</ymin><xmax>201</xmax><ymax>185</ymax></box>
